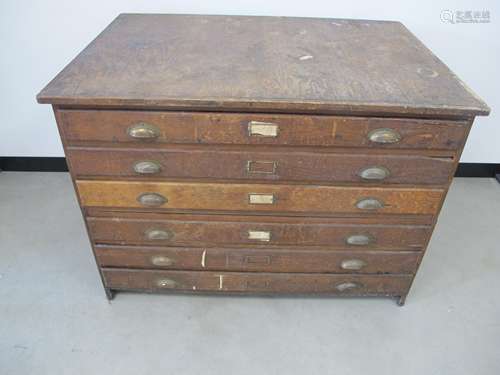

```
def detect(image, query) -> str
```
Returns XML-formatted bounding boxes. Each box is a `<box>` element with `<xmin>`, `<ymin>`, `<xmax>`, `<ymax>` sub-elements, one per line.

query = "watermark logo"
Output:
<box><xmin>441</xmin><ymin>10</ymin><xmax>490</xmax><ymax>24</ymax></box>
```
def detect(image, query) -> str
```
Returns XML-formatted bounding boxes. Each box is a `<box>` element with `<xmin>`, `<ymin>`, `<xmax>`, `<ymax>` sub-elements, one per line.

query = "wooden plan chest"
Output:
<box><xmin>37</xmin><ymin>14</ymin><xmax>489</xmax><ymax>304</ymax></box>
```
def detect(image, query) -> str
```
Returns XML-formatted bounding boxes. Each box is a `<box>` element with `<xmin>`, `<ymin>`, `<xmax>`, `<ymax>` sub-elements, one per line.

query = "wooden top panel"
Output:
<box><xmin>37</xmin><ymin>14</ymin><xmax>489</xmax><ymax>117</ymax></box>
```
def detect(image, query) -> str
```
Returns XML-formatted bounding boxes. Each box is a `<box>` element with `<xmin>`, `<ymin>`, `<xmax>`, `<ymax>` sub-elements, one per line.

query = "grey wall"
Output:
<box><xmin>1</xmin><ymin>0</ymin><xmax>497</xmax><ymax>162</ymax></box>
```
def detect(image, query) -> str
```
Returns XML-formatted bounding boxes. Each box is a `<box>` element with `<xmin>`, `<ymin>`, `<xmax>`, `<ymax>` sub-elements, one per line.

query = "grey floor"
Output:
<box><xmin>0</xmin><ymin>173</ymin><xmax>499</xmax><ymax>375</ymax></box>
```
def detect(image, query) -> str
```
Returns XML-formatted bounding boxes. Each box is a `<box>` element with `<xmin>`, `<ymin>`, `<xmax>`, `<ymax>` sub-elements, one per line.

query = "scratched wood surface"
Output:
<box><xmin>102</xmin><ymin>268</ymin><xmax>412</xmax><ymax>295</ymax></box>
<box><xmin>96</xmin><ymin>245</ymin><xmax>421</xmax><ymax>274</ymax></box>
<box><xmin>76</xmin><ymin>180</ymin><xmax>444</xmax><ymax>215</ymax></box>
<box><xmin>59</xmin><ymin>110</ymin><xmax>470</xmax><ymax>149</ymax></box>
<box><xmin>37</xmin><ymin>14</ymin><xmax>489</xmax><ymax>117</ymax></box>
<box><xmin>67</xmin><ymin>146</ymin><xmax>455</xmax><ymax>185</ymax></box>
<box><xmin>87</xmin><ymin>214</ymin><xmax>430</xmax><ymax>250</ymax></box>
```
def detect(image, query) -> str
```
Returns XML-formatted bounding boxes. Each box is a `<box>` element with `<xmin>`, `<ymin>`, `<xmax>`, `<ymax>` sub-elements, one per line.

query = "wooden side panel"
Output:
<box><xmin>102</xmin><ymin>268</ymin><xmax>412</xmax><ymax>295</ymax></box>
<box><xmin>76</xmin><ymin>180</ymin><xmax>445</xmax><ymax>215</ymax></box>
<box><xmin>60</xmin><ymin>110</ymin><xmax>469</xmax><ymax>150</ymax></box>
<box><xmin>96</xmin><ymin>245</ymin><xmax>421</xmax><ymax>274</ymax></box>
<box><xmin>87</xmin><ymin>216</ymin><xmax>430</xmax><ymax>250</ymax></box>
<box><xmin>67</xmin><ymin>147</ymin><xmax>455</xmax><ymax>185</ymax></box>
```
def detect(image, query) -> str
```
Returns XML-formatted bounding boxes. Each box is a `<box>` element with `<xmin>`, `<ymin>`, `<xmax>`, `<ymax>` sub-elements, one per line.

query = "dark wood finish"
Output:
<box><xmin>77</xmin><ymin>180</ymin><xmax>444</xmax><ymax>215</ymax></box>
<box><xmin>96</xmin><ymin>245</ymin><xmax>421</xmax><ymax>274</ymax></box>
<box><xmin>87</xmin><ymin>214</ymin><xmax>430</xmax><ymax>250</ymax></box>
<box><xmin>67</xmin><ymin>146</ymin><xmax>455</xmax><ymax>185</ymax></box>
<box><xmin>37</xmin><ymin>14</ymin><xmax>489</xmax><ymax>303</ymax></box>
<box><xmin>59</xmin><ymin>110</ymin><xmax>470</xmax><ymax>150</ymax></box>
<box><xmin>37</xmin><ymin>14</ymin><xmax>489</xmax><ymax>117</ymax></box>
<box><xmin>86</xmin><ymin>208</ymin><xmax>436</xmax><ymax>225</ymax></box>
<box><xmin>102</xmin><ymin>268</ymin><xmax>413</xmax><ymax>295</ymax></box>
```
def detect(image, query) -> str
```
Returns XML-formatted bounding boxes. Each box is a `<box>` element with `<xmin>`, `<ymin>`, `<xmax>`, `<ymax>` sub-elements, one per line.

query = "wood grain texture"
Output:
<box><xmin>85</xmin><ymin>208</ymin><xmax>435</xmax><ymax>225</ymax></box>
<box><xmin>67</xmin><ymin>146</ymin><xmax>455</xmax><ymax>185</ymax></box>
<box><xmin>96</xmin><ymin>245</ymin><xmax>420</xmax><ymax>274</ymax></box>
<box><xmin>37</xmin><ymin>14</ymin><xmax>489</xmax><ymax>117</ymax></box>
<box><xmin>102</xmin><ymin>268</ymin><xmax>412</xmax><ymax>295</ymax></box>
<box><xmin>87</xmin><ymin>214</ymin><xmax>430</xmax><ymax>250</ymax></box>
<box><xmin>36</xmin><ymin>15</ymin><xmax>488</xmax><ymax>302</ymax></box>
<box><xmin>77</xmin><ymin>180</ymin><xmax>444</xmax><ymax>215</ymax></box>
<box><xmin>59</xmin><ymin>110</ymin><xmax>470</xmax><ymax>149</ymax></box>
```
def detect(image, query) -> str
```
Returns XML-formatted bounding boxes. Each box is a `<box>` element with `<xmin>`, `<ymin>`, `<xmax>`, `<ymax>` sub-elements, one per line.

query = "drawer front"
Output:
<box><xmin>77</xmin><ymin>180</ymin><xmax>444</xmax><ymax>215</ymax></box>
<box><xmin>96</xmin><ymin>245</ymin><xmax>420</xmax><ymax>274</ymax></box>
<box><xmin>87</xmin><ymin>215</ymin><xmax>430</xmax><ymax>250</ymax></box>
<box><xmin>102</xmin><ymin>269</ymin><xmax>412</xmax><ymax>295</ymax></box>
<box><xmin>60</xmin><ymin>110</ymin><xmax>468</xmax><ymax>149</ymax></box>
<box><xmin>68</xmin><ymin>147</ymin><xmax>454</xmax><ymax>185</ymax></box>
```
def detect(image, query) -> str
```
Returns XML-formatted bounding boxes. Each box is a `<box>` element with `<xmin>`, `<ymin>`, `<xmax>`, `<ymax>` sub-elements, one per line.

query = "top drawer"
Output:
<box><xmin>58</xmin><ymin>110</ymin><xmax>469</xmax><ymax>150</ymax></box>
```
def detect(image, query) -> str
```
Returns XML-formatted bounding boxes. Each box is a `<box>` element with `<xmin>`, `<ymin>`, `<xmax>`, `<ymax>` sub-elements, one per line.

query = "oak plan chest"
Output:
<box><xmin>37</xmin><ymin>14</ymin><xmax>489</xmax><ymax>305</ymax></box>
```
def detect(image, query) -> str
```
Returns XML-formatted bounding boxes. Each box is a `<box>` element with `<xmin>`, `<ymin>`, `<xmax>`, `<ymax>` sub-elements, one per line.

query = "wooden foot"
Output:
<box><xmin>396</xmin><ymin>295</ymin><xmax>406</xmax><ymax>306</ymax></box>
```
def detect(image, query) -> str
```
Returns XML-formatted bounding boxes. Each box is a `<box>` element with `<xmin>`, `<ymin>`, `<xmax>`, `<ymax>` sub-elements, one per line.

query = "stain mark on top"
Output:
<box><xmin>417</xmin><ymin>67</ymin><xmax>439</xmax><ymax>78</ymax></box>
<box><xmin>299</xmin><ymin>55</ymin><xmax>314</xmax><ymax>61</ymax></box>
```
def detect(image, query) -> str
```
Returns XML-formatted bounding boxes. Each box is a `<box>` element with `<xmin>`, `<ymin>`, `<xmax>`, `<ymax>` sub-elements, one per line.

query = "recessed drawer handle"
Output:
<box><xmin>356</xmin><ymin>197</ymin><xmax>384</xmax><ymax>210</ymax></box>
<box><xmin>248</xmin><ymin>230</ymin><xmax>271</xmax><ymax>242</ymax></box>
<box><xmin>359</xmin><ymin>166</ymin><xmax>390</xmax><ymax>180</ymax></box>
<box><xmin>156</xmin><ymin>278</ymin><xmax>178</xmax><ymax>288</ymax></box>
<box><xmin>133</xmin><ymin>160</ymin><xmax>162</xmax><ymax>174</ymax></box>
<box><xmin>345</xmin><ymin>234</ymin><xmax>374</xmax><ymax>246</ymax></box>
<box><xmin>145</xmin><ymin>228</ymin><xmax>173</xmax><ymax>241</ymax></box>
<box><xmin>248</xmin><ymin>193</ymin><xmax>275</xmax><ymax>205</ymax></box>
<box><xmin>248</xmin><ymin>121</ymin><xmax>279</xmax><ymax>137</ymax></box>
<box><xmin>127</xmin><ymin>122</ymin><xmax>160</xmax><ymax>140</ymax></box>
<box><xmin>151</xmin><ymin>255</ymin><xmax>175</xmax><ymax>266</ymax></box>
<box><xmin>340</xmin><ymin>259</ymin><xmax>367</xmax><ymax>271</ymax></box>
<box><xmin>335</xmin><ymin>282</ymin><xmax>362</xmax><ymax>292</ymax></box>
<box><xmin>137</xmin><ymin>192</ymin><xmax>168</xmax><ymax>207</ymax></box>
<box><xmin>368</xmin><ymin>128</ymin><xmax>401</xmax><ymax>144</ymax></box>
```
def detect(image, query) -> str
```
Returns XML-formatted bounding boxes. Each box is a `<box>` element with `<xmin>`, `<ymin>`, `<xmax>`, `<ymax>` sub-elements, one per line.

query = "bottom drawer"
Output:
<box><xmin>102</xmin><ymin>269</ymin><xmax>412</xmax><ymax>296</ymax></box>
<box><xmin>96</xmin><ymin>245</ymin><xmax>420</xmax><ymax>274</ymax></box>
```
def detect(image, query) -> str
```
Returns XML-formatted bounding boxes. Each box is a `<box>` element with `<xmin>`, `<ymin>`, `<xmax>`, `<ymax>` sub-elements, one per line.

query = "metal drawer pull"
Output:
<box><xmin>248</xmin><ymin>230</ymin><xmax>271</xmax><ymax>242</ymax></box>
<box><xmin>340</xmin><ymin>259</ymin><xmax>367</xmax><ymax>271</ymax></box>
<box><xmin>137</xmin><ymin>192</ymin><xmax>167</xmax><ymax>207</ymax></box>
<box><xmin>127</xmin><ymin>122</ymin><xmax>160</xmax><ymax>140</ymax></box>
<box><xmin>156</xmin><ymin>278</ymin><xmax>178</xmax><ymax>288</ymax></box>
<box><xmin>248</xmin><ymin>121</ymin><xmax>279</xmax><ymax>137</ymax></box>
<box><xmin>151</xmin><ymin>255</ymin><xmax>175</xmax><ymax>266</ymax></box>
<box><xmin>133</xmin><ymin>160</ymin><xmax>162</xmax><ymax>174</ymax></box>
<box><xmin>356</xmin><ymin>197</ymin><xmax>384</xmax><ymax>210</ymax></box>
<box><xmin>335</xmin><ymin>282</ymin><xmax>362</xmax><ymax>292</ymax></box>
<box><xmin>367</xmin><ymin>128</ymin><xmax>401</xmax><ymax>144</ymax></box>
<box><xmin>359</xmin><ymin>166</ymin><xmax>390</xmax><ymax>180</ymax></box>
<box><xmin>345</xmin><ymin>234</ymin><xmax>374</xmax><ymax>246</ymax></box>
<box><xmin>248</xmin><ymin>193</ymin><xmax>275</xmax><ymax>205</ymax></box>
<box><xmin>145</xmin><ymin>228</ymin><xmax>173</xmax><ymax>241</ymax></box>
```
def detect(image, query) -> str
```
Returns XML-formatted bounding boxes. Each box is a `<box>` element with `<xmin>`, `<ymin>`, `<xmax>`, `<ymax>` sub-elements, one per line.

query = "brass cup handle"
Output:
<box><xmin>335</xmin><ymin>282</ymin><xmax>362</xmax><ymax>292</ymax></box>
<box><xmin>345</xmin><ymin>234</ymin><xmax>374</xmax><ymax>246</ymax></box>
<box><xmin>145</xmin><ymin>228</ymin><xmax>173</xmax><ymax>241</ymax></box>
<box><xmin>133</xmin><ymin>160</ymin><xmax>162</xmax><ymax>175</ymax></box>
<box><xmin>127</xmin><ymin>122</ymin><xmax>160</xmax><ymax>140</ymax></box>
<box><xmin>137</xmin><ymin>193</ymin><xmax>168</xmax><ymax>207</ymax></box>
<box><xmin>340</xmin><ymin>259</ymin><xmax>367</xmax><ymax>271</ymax></box>
<box><xmin>151</xmin><ymin>255</ymin><xmax>175</xmax><ymax>266</ymax></box>
<box><xmin>367</xmin><ymin>128</ymin><xmax>401</xmax><ymax>144</ymax></box>
<box><xmin>156</xmin><ymin>278</ymin><xmax>178</xmax><ymax>288</ymax></box>
<box><xmin>358</xmin><ymin>166</ymin><xmax>390</xmax><ymax>180</ymax></box>
<box><xmin>356</xmin><ymin>197</ymin><xmax>384</xmax><ymax>210</ymax></box>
